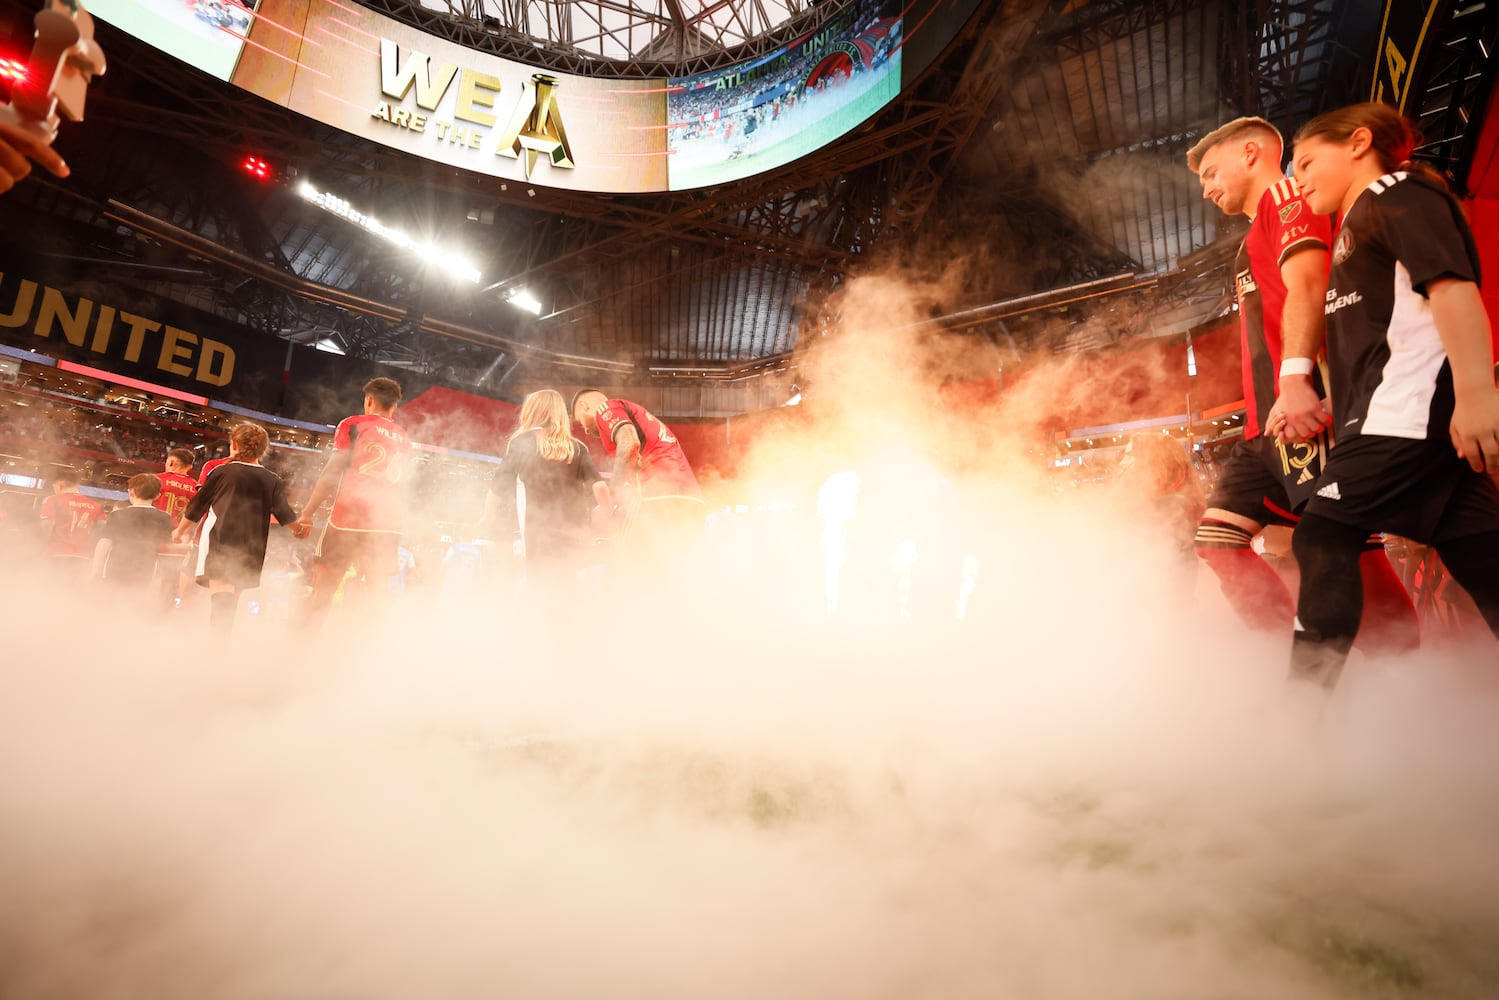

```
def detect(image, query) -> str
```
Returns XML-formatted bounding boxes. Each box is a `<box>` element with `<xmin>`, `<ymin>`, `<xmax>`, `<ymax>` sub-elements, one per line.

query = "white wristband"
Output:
<box><xmin>1280</xmin><ymin>357</ymin><xmax>1315</xmax><ymax>378</ymax></box>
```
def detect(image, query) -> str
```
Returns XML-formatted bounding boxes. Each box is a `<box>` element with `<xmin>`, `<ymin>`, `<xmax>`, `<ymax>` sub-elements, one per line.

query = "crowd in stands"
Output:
<box><xmin>0</xmin><ymin>386</ymin><xmax>341</xmax><ymax>497</ymax></box>
<box><xmin>0</xmin><ymin>395</ymin><xmax>209</xmax><ymax>468</ymax></box>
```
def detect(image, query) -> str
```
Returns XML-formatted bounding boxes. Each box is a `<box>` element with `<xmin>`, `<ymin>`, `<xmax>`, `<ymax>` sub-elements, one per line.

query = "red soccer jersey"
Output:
<box><xmin>198</xmin><ymin>457</ymin><xmax>230</xmax><ymax>485</ymax></box>
<box><xmin>593</xmin><ymin>398</ymin><xmax>702</xmax><ymax>501</ymax></box>
<box><xmin>329</xmin><ymin>413</ymin><xmax>410</xmax><ymax>532</ymax></box>
<box><xmin>1235</xmin><ymin>176</ymin><xmax>1333</xmax><ymax>439</ymax></box>
<box><xmin>154</xmin><ymin>471</ymin><xmax>198</xmax><ymax>525</ymax></box>
<box><xmin>39</xmin><ymin>492</ymin><xmax>103</xmax><ymax>556</ymax></box>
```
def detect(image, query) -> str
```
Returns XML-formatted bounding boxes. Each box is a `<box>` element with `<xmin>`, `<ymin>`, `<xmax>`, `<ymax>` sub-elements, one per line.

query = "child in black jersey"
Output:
<box><xmin>1288</xmin><ymin>102</ymin><xmax>1499</xmax><ymax>686</ymax></box>
<box><xmin>174</xmin><ymin>423</ymin><xmax>304</xmax><ymax>636</ymax></box>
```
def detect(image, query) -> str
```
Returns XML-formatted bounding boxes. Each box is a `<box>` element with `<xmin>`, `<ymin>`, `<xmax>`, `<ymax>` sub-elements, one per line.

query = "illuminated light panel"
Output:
<box><xmin>505</xmin><ymin>288</ymin><xmax>543</xmax><ymax>315</ymax></box>
<box><xmin>56</xmin><ymin>360</ymin><xmax>209</xmax><ymax>406</ymax></box>
<box><xmin>0</xmin><ymin>56</ymin><xmax>26</xmax><ymax>84</ymax></box>
<box><xmin>298</xmin><ymin>181</ymin><xmax>481</xmax><ymax>283</ymax></box>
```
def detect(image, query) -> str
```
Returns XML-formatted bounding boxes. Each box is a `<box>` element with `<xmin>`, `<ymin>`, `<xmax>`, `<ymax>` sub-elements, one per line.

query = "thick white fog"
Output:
<box><xmin>3</xmin><ymin>274</ymin><xmax>1498</xmax><ymax>999</ymax></box>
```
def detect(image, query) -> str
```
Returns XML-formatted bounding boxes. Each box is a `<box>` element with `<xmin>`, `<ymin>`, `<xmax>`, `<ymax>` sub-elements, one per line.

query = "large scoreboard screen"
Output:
<box><xmin>87</xmin><ymin>0</ymin><xmax>982</xmax><ymax>193</ymax></box>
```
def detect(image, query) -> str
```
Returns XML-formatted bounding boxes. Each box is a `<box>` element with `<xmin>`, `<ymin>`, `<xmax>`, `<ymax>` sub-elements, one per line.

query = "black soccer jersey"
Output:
<box><xmin>99</xmin><ymin>504</ymin><xmax>174</xmax><ymax>586</ymax></box>
<box><xmin>489</xmin><ymin>430</ymin><xmax>600</xmax><ymax>555</ymax></box>
<box><xmin>183</xmin><ymin>461</ymin><xmax>297</xmax><ymax>589</ymax></box>
<box><xmin>1323</xmin><ymin>171</ymin><xmax>1481</xmax><ymax>441</ymax></box>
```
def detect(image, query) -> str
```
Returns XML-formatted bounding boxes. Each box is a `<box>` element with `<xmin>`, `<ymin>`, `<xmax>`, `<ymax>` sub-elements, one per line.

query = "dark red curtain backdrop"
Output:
<box><xmin>396</xmin><ymin>321</ymin><xmax>1244</xmax><ymax>477</ymax></box>
<box><xmin>1465</xmin><ymin>81</ymin><xmax>1499</xmax><ymax>361</ymax></box>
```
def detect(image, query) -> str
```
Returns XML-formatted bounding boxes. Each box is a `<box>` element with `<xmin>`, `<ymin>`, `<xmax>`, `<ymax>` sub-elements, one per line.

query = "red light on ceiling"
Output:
<box><xmin>0</xmin><ymin>56</ymin><xmax>27</xmax><ymax>85</ymax></box>
<box><xmin>241</xmin><ymin>154</ymin><xmax>272</xmax><ymax>181</ymax></box>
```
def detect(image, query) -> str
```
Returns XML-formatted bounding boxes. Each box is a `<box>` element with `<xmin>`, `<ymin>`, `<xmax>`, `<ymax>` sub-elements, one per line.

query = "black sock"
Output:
<box><xmin>1289</xmin><ymin>514</ymin><xmax>1368</xmax><ymax>689</ymax></box>
<box><xmin>210</xmin><ymin>591</ymin><xmax>238</xmax><ymax>636</ymax></box>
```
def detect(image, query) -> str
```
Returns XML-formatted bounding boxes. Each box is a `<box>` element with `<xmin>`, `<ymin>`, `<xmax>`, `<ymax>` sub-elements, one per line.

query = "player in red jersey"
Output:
<box><xmin>154</xmin><ymin>448</ymin><xmax>198</xmax><ymax>526</ymax></box>
<box><xmin>38</xmin><ymin>469</ymin><xmax>103</xmax><ymax>574</ymax></box>
<box><xmin>150</xmin><ymin>447</ymin><xmax>200</xmax><ymax>607</ymax></box>
<box><xmin>198</xmin><ymin>452</ymin><xmax>230</xmax><ymax>486</ymax></box>
<box><xmin>1188</xmin><ymin>116</ymin><xmax>1418</xmax><ymax>654</ymax></box>
<box><xmin>571</xmin><ymin>389</ymin><xmax>704</xmax><ymax>568</ymax></box>
<box><xmin>293</xmin><ymin>377</ymin><xmax>411</xmax><ymax>624</ymax></box>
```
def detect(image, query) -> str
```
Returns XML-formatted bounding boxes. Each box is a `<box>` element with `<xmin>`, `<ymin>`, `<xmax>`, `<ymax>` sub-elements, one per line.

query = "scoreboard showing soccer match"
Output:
<box><xmin>666</xmin><ymin>0</ymin><xmax>902</xmax><ymax>190</ymax></box>
<box><xmin>86</xmin><ymin>0</ymin><xmax>983</xmax><ymax>193</ymax></box>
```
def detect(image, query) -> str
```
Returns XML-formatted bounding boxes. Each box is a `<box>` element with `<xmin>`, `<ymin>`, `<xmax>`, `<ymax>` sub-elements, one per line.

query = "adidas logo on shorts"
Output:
<box><xmin>1317</xmin><ymin>482</ymin><xmax>1342</xmax><ymax>500</ymax></box>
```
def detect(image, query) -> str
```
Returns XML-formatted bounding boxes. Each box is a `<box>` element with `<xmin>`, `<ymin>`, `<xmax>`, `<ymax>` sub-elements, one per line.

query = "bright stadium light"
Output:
<box><xmin>506</xmin><ymin>288</ymin><xmax>543</xmax><ymax>315</ymax></box>
<box><xmin>298</xmin><ymin>180</ymin><xmax>481</xmax><ymax>284</ymax></box>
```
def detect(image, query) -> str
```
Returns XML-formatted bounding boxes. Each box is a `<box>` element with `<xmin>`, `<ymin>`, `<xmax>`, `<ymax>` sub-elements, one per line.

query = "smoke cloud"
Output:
<box><xmin>3</xmin><ymin>270</ymin><xmax>1498</xmax><ymax>1000</ymax></box>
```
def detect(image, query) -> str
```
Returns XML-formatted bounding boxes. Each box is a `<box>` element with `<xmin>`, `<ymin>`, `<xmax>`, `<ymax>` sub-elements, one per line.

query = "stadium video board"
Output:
<box><xmin>667</xmin><ymin>1</ymin><xmax>901</xmax><ymax>189</ymax></box>
<box><xmin>86</xmin><ymin>0</ymin><xmax>978</xmax><ymax>193</ymax></box>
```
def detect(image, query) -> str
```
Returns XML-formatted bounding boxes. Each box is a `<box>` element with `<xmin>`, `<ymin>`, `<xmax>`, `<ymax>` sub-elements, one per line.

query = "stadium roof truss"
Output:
<box><xmin>376</xmin><ymin>0</ymin><xmax>857</xmax><ymax>74</ymax></box>
<box><xmin>1</xmin><ymin>0</ymin><xmax>1483</xmax><ymax>412</ymax></box>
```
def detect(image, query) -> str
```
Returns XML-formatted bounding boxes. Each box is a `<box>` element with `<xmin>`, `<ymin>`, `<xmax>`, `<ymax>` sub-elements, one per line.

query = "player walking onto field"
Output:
<box><xmin>1287</xmin><ymin>103</ymin><xmax>1499</xmax><ymax>687</ymax></box>
<box><xmin>38</xmin><ymin>469</ymin><xmax>103</xmax><ymax>575</ymax></box>
<box><xmin>174</xmin><ymin>423</ymin><xmax>303</xmax><ymax>636</ymax></box>
<box><xmin>484</xmin><ymin>389</ymin><xmax>610</xmax><ymax>586</ymax></box>
<box><xmin>92</xmin><ymin>472</ymin><xmax>174</xmax><ymax>595</ymax></box>
<box><xmin>293</xmin><ymin>377</ymin><xmax>411</xmax><ymax>625</ymax></box>
<box><xmin>570</xmin><ymin>389</ymin><xmax>704</xmax><ymax>563</ymax></box>
<box><xmin>1187</xmin><ymin>116</ymin><xmax>1418</xmax><ymax>653</ymax></box>
<box><xmin>155</xmin><ymin>448</ymin><xmax>198</xmax><ymax>526</ymax></box>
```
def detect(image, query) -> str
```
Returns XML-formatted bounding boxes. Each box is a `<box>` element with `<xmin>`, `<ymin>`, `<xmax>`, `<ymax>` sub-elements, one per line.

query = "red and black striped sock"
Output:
<box><xmin>1195</xmin><ymin>519</ymin><xmax>1295</xmax><ymax>632</ymax></box>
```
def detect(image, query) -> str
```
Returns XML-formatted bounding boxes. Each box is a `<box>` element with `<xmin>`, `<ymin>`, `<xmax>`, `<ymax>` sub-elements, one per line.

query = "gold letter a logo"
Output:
<box><xmin>496</xmin><ymin>75</ymin><xmax>575</xmax><ymax>178</ymax></box>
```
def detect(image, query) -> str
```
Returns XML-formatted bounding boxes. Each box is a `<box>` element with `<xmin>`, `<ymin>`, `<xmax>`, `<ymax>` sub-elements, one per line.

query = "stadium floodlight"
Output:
<box><xmin>297</xmin><ymin>180</ymin><xmax>481</xmax><ymax>284</ymax></box>
<box><xmin>505</xmin><ymin>288</ymin><xmax>543</xmax><ymax>315</ymax></box>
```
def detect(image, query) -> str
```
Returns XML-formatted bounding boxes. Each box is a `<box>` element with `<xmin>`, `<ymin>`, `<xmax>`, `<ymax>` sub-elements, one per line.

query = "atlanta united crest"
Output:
<box><xmin>1332</xmin><ymin>228</ymin><xmax>1355</xmax><ymax>265</ymax></box>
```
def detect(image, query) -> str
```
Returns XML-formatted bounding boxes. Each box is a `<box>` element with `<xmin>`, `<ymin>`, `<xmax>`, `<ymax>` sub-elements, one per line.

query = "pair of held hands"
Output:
<box><xmin>1266</xmin><ymin>373</ymin><xmax>1499</xmax><ymax>474</ymax></box>
<box><xmin>0</xmin><ymin>121</ymin><xmax>68</xmax><ymax>195</ymax></box>
<box><xmin>167</xmin><ymin>517</ymin><xmax>314</xmax><ymax>544</ymax></box>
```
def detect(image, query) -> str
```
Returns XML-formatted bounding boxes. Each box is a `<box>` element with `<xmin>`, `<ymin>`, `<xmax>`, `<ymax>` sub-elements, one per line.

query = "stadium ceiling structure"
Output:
<box><xmin>410</xmin><ymin>0</ymin><xmax>819</xmax><ymax>67</ymax></box>
<box><xmin>1</xmin><ymin>0</ymin><xmax>1494</xmax><ymax>416</ymax></box>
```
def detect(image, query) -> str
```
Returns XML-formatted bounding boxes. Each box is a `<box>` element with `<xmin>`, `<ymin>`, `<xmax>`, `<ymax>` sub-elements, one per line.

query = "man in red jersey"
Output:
<box><xmin>198</xmin><ymin>449</ymin><xmax>231</xmax><ymax>486</ymax></box>
<box><xmin>152</xmin><ymin>447</ymin><xmax>200</xmax><ymax>608</ymax></box>
<box><xmin>292</xmin><ymin>377</ymin><xmax>410</xmax><ymax>623</ymax></box>
<box><xmin>570</xmin><ymin>389</ymin><xmax>704</xmax><ymax>566</ymax></box>
<box><xmin>38</xmin><ymin>469</ymin><xmax>103</xmax><ymax>575</ymax></box>
<box><xmin>1188</xmin><ymin>116</ymin><xmax>1417</xmax><ymax>653</ymax></box>
<box><xmin>155</xmin><ymin>448</ymin><xmax>198</xmax><ymax>526</ymax></box>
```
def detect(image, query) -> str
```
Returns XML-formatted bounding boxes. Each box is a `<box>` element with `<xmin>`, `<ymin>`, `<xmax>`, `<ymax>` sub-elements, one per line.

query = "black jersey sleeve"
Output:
<box><xmin>1381</xmin><ymin>179</ymin><xmax>1480</xmax><ymax>297</ymax></box>
<box><xmin>490</xmin><ymin>433</ymin><xmax>533</xmax><ymax>496</ymax></box>
<box><xmin>270</xmin><ymin>475</ymin><xmax>297</xmax><ymax>527</ymax></box>
<box><xmin>575</xmin><ymin>439</ymin><xmax>600</xmax><ymax>484</ymax></box>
